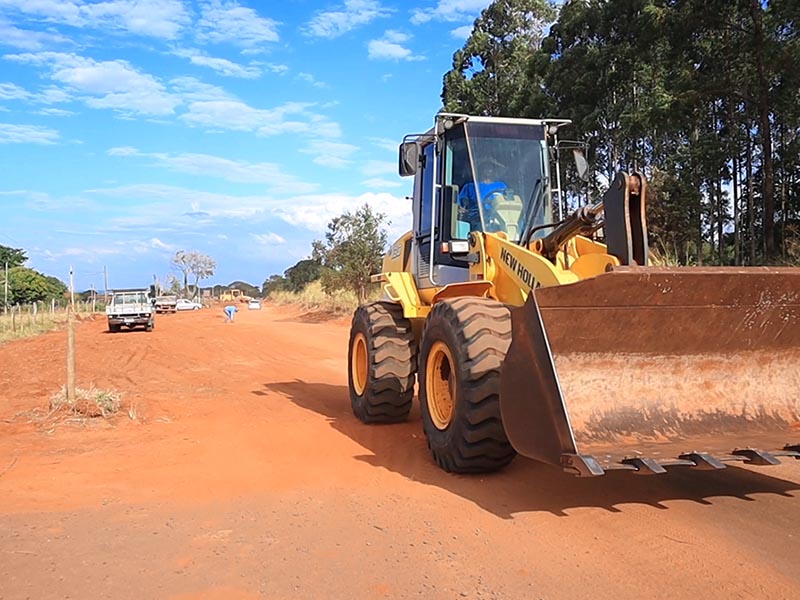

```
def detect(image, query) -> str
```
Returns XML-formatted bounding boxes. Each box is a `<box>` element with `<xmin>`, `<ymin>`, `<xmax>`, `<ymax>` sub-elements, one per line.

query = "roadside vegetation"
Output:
<box><xmin>0</xmin><ymin>301</ymin><xmax>102</xmax><ymax>345</ymax></box>
<box><xmin>443</xmin><ymin>0</ymin><xmax>799</xmax><ymax>266</ymax></box>
<box><xmin>50</xmin><ymin>385</ymin><xmax>122</xmax><ymax>419</ymax></box>
<box><xmin>262</xmin><ymin>204</ymin><xmax>388</xmax><ymax>313</ymax></box>
<box><xmin>268</xmin><ymin>281</ymin><xmax>381</xmax><ymax>315</ymax></box>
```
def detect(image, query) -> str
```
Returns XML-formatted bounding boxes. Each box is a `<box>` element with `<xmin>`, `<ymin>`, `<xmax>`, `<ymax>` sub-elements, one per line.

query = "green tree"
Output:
<box><xmin>442</xmin><ymin>0</ymin><xmax>555</xmax><ymax>116</ymax></box>
<box><xmin>262</xmin><ymin>274</ymin><xmax>289</xmax><ymax>297</ymax></box>
<box><xmin>171</xmin><ymin>250</ymin><xmax>216</xmax><ymax>297</ymax></box>
<box><xmin>312</xmin><ymin>204</ymin><xmax>388</xmax><ymax>303</ymax></box>
<box><xmin>226</xmin><ymin>281</ymin><xmax>260</xmax><ymax>297</ymax></box>
<box><xmin>284</xmin><ymin>258</ymin><xmax>321</xmax><ymax>292</ymax></box>
<box><xmin>0</xmin><ymin>244</ymin><xmax>27</xmax><ymax>269</ymax></box>
<box><xmin>7</xmin><ymin>266</ymin><xmax>67</xmax><ymax>305</ymax></box>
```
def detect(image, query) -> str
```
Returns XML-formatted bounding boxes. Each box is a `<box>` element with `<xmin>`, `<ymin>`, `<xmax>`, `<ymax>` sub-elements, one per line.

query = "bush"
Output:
<box><xmin>268</xmin><ymin>281</ymin><xmax>380</xmax><ymax>314</ymax></box>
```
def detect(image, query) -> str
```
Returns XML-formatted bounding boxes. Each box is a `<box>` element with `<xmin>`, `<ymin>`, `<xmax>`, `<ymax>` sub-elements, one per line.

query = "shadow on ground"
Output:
<box><xmin>256</xmin><ymin>380</ymin><xmax>800</xmax><ymax>518</ymax></box>
<box><xmin>273</xmin><ymin>310</ymin><xmax>347</xmax><ymax>324</ymax></box>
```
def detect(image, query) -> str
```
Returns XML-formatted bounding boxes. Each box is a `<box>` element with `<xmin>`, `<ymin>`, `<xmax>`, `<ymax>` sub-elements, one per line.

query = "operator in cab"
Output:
<box><xmin>456</xmin><ymin>156</ymin><xmax>509</xmax><ymax>234</ymax></box>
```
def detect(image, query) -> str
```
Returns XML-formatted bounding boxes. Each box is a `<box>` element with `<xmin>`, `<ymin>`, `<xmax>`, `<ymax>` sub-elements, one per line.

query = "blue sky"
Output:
<box><xmin>0</xmin><ymin>0</ymin><xmax>496</xmax><ymax>292</ymax></box>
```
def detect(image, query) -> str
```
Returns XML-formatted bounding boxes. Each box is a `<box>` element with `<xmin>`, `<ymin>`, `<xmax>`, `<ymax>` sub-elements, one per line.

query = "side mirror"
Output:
<box><xmin>573</xmin><ymin>149</ymin><xmax>589</xmax><ymax>181</ymax></box>
<box><xmin>398</xmin><ymin>141</ymin><xmax>422</xmax><ymax>177</ymax></box>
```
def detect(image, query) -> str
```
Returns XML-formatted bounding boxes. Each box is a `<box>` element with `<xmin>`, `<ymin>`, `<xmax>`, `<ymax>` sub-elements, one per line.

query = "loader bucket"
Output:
<box><xmin>499</xmin><ymin>266</ymin><xmax>800</xmax><ymax>476</ymax></box>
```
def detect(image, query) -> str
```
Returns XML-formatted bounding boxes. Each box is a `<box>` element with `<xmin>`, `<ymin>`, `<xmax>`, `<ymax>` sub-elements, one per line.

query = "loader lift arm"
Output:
<box><xmin>350</xmin><ymin>113</ymin><xmax>800</xmax><ymax>480</ymax></box>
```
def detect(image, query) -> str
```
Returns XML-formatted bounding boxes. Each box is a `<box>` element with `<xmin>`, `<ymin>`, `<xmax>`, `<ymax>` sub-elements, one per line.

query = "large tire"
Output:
<box><xmin>419</xmin><ymin>297</ymin><xmax>516</xmax><ymax>473</ymax></box>
<box><xmin>348</xmin><ymin>302</ymin><xmax>417</xmax><ymax>423</ymax></box>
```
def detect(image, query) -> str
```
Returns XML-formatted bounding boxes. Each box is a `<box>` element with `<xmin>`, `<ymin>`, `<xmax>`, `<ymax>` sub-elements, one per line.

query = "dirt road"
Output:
<box><xmin>1</xmin><ymin>305</ymin><xmax>798</xmax><ymax>599</ymax></box>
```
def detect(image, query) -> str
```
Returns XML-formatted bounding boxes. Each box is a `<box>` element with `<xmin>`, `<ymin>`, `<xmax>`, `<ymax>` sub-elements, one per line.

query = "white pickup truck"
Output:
<box><xmin>106</xmin><ymin>289</ymin><xmax>155</xmax><ymax>332</ymax></box>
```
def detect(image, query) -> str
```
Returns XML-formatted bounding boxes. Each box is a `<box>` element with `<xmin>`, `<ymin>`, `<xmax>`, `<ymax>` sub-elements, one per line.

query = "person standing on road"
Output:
<box><xmin>224</xmin><ymin>304</ymin><xmax>238</xmax><ymax>323</ymax></box>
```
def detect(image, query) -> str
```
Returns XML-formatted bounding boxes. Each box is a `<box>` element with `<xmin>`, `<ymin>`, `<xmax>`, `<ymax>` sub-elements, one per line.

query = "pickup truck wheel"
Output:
<box><xmin>108</xmin><ymin>324</ymin><xmax>121</xmax><ymax>333</ymax></box>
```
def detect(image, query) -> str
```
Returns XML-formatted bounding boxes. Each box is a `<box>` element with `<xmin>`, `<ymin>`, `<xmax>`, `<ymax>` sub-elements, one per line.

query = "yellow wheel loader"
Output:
<box><xmin>348</xmin><ymin>113</ymin><xmax>800</xmax><ymax>477</ymax></box>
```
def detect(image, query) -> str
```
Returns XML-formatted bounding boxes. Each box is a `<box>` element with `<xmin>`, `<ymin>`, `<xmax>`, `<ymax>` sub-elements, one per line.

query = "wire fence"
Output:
<box><xmin>0</xmin><ymin>300</ymin><xmax>104</xmax><ymax>343</ymax></box>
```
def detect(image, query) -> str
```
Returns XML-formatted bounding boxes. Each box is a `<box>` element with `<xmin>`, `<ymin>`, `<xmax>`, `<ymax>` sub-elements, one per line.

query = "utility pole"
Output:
<box><xmin>103</xmin><ymin>265</ymin><xmax>109</xmax><ymax>302</ymax></box>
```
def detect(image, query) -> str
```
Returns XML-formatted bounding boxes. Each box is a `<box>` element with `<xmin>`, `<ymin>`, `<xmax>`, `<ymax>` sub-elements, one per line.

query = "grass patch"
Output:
<box><xmin>0</xmin><ymin>305</ymin><xmax>101</xmax><ymax>344</ymax></box>
<box><xmin>49</xmin><ymin>385</ymin><xmax>122</xmax><ymax>418</ymax></box>
<box><xmin>268</xmin><ymin>281</ymin><xmax>380</xmax><ymax>314</ymax></box>
<box><xmin>0</xmin><ymin>311</ymin><xmax>68</xmax><ymax>344</ymax></box>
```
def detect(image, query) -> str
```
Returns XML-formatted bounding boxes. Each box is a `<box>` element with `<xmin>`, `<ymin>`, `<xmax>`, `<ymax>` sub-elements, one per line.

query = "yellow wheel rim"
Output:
<box><xmin>426</xmin><ymin>341</ymin><xmax>456</xmax><ymax>430</ymax></box>
<box><xmin>352</xmin><ymin>332</ymin><xmax>368</xmax><ymax>396</ymax></box>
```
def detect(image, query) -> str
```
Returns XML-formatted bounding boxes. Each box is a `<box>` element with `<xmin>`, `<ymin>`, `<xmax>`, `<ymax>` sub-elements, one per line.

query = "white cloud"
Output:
<box><xmin>35</xmin><ymin>107</ymin><xmax>75</xmax><ymax>116</ymax></box>
<box><xmin>180</xmin><ymin>99</ymin><xmax>341</xmax><ymax>139</ymax></box>
<box><xmin>296</xmin><ymin>72</ymin><xmax>327</xmax><ymax>88</ymax></box>
<box><xmin>107</xmin><ymin>145</ymin><xmax>138</xmax><ymax>156</ymax></box>
<box><xmin>264</xmin><ymin>63</ymin><xmax>289</xmax><ymax>75</ymax></box>
<box><xmin>300</xmin><ymin>140</ymin><xmax>359</xmax><ymax>168</ymax></box>
<box><xmin>0</xmin><ymin>82</ymin><xmax>30</xmax><ymax>100</ymax></box>
<box><xmin>5</xmin><ymin>52</ymin><xmax>180</xmax><ymax>116</ymax></box>
<box><xmin>367</xmin><ymin>30</ymin><xmax>424</xmax><ymax>61</ymax></box>
<box><xmin>0</xmin><ymin>122</ymin><xmax>59</xmax><ymax>144</ymax></box>
<box><xmin>173</xmin><ymin>48</ymin><xmax>261</xmax><ymax>79</ymax></box>
<box><xmin>107</xmin><ymin>146</ymin><xmax>319</xmax><ymax>194</ymax></box>
<box><xmin>362</xmin><ymin>177</ymin><xmax>402</xmax><ymax>189</ymax></box>
<box><xmin>450</xmin><ymin>24</ymin><xmax>473</xmax><ymax>39</ymax></box>
<box><xmin>0</xmin><ymin>81</ymin><xmax>74</xmax><ymax>106</ymax></box>
<box><xmin>304</xmin><ymin>0</ymin><xmax>392</xmax><ymax>39</ymax></box>
<box><xmin>411</xmin><ymin>0</ymin><xmax>488</xmax><ymax>25</ymax></box>
<box><xmin>168</xmin><ymin>76</ymin><xmax>231</xmax><ymax>102</ymax></box>
<box><xmin>361</xmin><ymin>177</ymin><xmax>403</xmax><ymax>190</ymax></box>
<box><xmin>274</xmin><ymin>191</ymin><xmax>411</xmax><ymax>239</ymax></box>
<box><xmin>0</xmin><ymin>19</ymin><xmax>71</xmax><ymax>50</ymax></box>
<box><xmin>36</xmin><ymin>86</ymin><xmax>72</xmax><ymax>104</ymax></box>
<box><xmin>198</xmin><ymin>0</ymin><xmax>280</xmax><ymax>48</ymax></box>
<box><xmin>83</xmin><ymin>182</ymin><xmax>411</xmax><ymax>239</ymax></box>
<box><xmin>87</xmin><ymin>183</ymin><xmax>272</xmax><ymax>222</ymax></box>
<box><xmin>0</xmin><ymin>0</ymin><xmax>190</xmax><ymax>39</ymax></box>
<box><xmin>149</xmin><ymin>237</ymin><xmax>174</xmax><ymax>250</ymax></box>
<box><xmin>252</xmin><ymin>232</ymin><xmax>286</xmax><ymax>245</ymax></box>
<box><xmin>81</xmin><ymin>0</ymin><xmax>190</xmax><ymax>38</ymax></box>
<box><xmin>362</xmin><ymin>159</ymin><xmax>396</xmax><ymax>177</ymax></box>
<box><xmin>369</xmin><ymin>137</ymin><xmax>399</xmax><ymax>152</ymax></box>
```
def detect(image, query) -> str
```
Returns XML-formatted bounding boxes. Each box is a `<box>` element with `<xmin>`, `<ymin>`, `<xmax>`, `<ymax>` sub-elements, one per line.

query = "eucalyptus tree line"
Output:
<box><xmin>443</xmin><ymin>0</ymin><xmax>800</xmax><ymax>265</ymax></box>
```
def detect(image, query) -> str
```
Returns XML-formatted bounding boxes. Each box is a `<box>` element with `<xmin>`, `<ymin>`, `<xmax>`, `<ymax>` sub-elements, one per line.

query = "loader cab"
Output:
<box><xmin>400</xmin><ymin>114</ymin><xmax>560</xmax><ymax>289</ymax></box>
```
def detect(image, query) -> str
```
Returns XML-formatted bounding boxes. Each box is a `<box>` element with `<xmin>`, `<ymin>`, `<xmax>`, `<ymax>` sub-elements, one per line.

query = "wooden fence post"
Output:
<box><xmin>67</xmin><ymin>305</ymin><xmax>76</xmax><ymax>404</ymax></box>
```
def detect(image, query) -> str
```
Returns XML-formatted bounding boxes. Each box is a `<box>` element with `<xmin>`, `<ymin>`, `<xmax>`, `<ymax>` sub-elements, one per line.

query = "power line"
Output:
<box><xmin>0</xmin><ymin>231</ymin><xmax>22</xmax><ymax>246</ymax></box>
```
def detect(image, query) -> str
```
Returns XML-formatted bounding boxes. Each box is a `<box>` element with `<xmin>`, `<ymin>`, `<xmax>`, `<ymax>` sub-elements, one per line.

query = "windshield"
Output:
<box><xmin>447</xmin><ymin>121</ymin><xmax>551</xmax><ymax>244</ymax></box>
<box><xmin>113</xmin><ymin>292</ymin><xmax>148</xmax><ymax>305</ymax></box>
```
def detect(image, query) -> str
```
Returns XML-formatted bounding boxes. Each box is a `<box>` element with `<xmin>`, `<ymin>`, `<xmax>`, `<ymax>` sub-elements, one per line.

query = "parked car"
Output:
<box><xmin>154</xmin><ymin>295</ymin><xmax>177</xmax><ymax>313</ymax></box>
<box><xmin>176</xmin><ymin>298</ymin><xmax>203</xmax><ymax>311</ymax></box>
<box><xmin>248</xmin><ymin>299</ymin><xmax>262</xmax><ymax>310</ymax></box>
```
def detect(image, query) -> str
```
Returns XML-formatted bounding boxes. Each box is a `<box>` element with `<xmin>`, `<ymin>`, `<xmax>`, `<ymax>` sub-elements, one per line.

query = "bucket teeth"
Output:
<box><xmin>560</xmin><ymin>454</ymin><xmax>605</xmax><ymax>477</ymax></box>
<box><xmin>677</xmin><ymin>452</ymin><xmax>728</xmax><ymax>470</ymax></box>
<box><xmin>783</xmin><ymin>444</ymin><xmax>800</xmax><ymax>458</ymax></box>
<box><xmin>620</xmin><ymin>457</ymin><xmax>668</xmax><ymax>475</ymax></box>
<box><xmin>732</xmin><ymin>448</ymin><xmax>781</xmax><ymax>466</ymax></box>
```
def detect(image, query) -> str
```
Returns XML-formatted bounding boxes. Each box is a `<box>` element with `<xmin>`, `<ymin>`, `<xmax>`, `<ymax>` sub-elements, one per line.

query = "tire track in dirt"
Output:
<box><xmin>0</xmin><ymin>303</ymin><xmax>798</xmax><ymax>600</ymax></box>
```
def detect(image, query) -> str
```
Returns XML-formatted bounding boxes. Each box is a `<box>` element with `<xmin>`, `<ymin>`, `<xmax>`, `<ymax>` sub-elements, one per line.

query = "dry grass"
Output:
<box><xmin>49</xmin><ymin>385</ymin><xmax>122</xmax><ymax>418</ymax></box>
<box><xmin>0</xmin><ymin>312</ymin><xmax>68</xmax><ymax>344</ymax></box>
<box><xmin>0</xmin><ymin>304</ymin><xmax>101</xmax><ymax>344</ymax></box>
<box><xmin>648</xmin><ymin>242</ymin><xmax>682</xmax><ymax>266</ymax></box>
<box><xmin>268</xmin><ymin>281</ymin><xmax>380</xmax><ymax>314</ymax></box>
